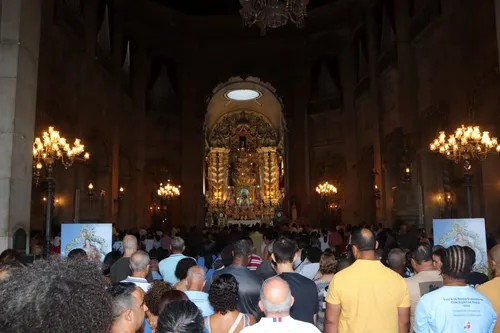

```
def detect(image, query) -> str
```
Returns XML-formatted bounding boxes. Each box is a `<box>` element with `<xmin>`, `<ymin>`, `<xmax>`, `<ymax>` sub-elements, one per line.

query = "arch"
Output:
<box><xmin>13</xmin><ymin>228</ymin><xmax>28</xmax><ymax>254</ymax></box>
<box><xmin>205</xmin><ymin>76</ymin><xmax>285</xmax><ymax>135</ymax></box>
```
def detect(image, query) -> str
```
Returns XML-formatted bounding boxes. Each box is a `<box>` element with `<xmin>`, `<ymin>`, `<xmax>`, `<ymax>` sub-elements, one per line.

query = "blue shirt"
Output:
<box><xmin>159</xmin><ymin>254</ymin><xmax>188</xmax><ymax>284</ymax></box>
<box><xmin>414</xmin><ymin>286</ymin><xmax>497</xmax><ymax>333</ymax></box>
<box><xmin>144</xmin><ymin>319</ymin><xmax>153</xmax><ymax>333</ymax></box>
<box><xmin>184</xmin><ymin>290</ymin><xmax>215</xmax><ymax>317</ymax></box>
<box><xmin>152</xmin><ymin>270</ymin><xmax>163</xmax><ymax>281</ymax></box>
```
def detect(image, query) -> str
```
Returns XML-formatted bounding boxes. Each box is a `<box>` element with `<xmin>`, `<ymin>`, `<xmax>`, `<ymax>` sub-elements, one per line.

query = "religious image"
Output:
<box><xmin>61</xmin><ymin>224</ymin><xmax>112</xmax><ymax>262</ymax></box>
<box><xmin>433</xmin><ymin>218</ymin><xmax>488</xmax><ymax>274</ymax></box>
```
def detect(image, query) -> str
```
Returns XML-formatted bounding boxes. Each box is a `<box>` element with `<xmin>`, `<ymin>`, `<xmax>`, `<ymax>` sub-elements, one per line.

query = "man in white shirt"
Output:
<box><xmin>241</xmin><ymin>276</ymin><xmax>320</xmax><ymax>333</ymax></box>
<box><xmin>121</xmin><ymin>250</ymin><xmax>151</xmax><ymax>292</ymax></box>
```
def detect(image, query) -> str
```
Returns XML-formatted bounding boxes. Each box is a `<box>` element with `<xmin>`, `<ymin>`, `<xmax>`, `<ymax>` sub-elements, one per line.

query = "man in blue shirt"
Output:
<box><xmin>184</xmin><ymin>266</ymin><xmax>215</xmax><ymax>317</ymax></box>
<box><xmin>414</xmin><ymin>245</ymin><xmax>497</xmax><ymax>333</ymax></box>
<box><xmin>159</xmin><ymin>237</ymin><xmax>187</xmax><ymax>284</ymax></box>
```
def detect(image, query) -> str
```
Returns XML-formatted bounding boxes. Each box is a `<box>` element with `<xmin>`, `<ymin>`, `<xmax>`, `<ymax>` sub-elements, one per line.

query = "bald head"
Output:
<box><xmin>186</xmin><ymin>266</ymin><xmax>206</xmax><ymax>291</ymax></box>
<box><xmin>129</xmin><ymin>250</ymin><xmax>150</xmax><ymax>278</ymax></box>
<box><xmin>351</xmin><ymin>228</ymin><xmax>376</xmax><ymax>251</ymax></box>
<box><xmin>259</xmin><ymin>277</ymin><xmax>294</xmax><ymax>316</ymax></box>
<box><xmin>123</xmin><ymin>235</ymin><xmax>138</xmax><ymax>256</ymax></box>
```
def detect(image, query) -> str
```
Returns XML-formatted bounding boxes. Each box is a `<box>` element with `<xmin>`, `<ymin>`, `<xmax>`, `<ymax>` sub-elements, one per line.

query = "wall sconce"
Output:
<box><xmin>445</xmin><ymin>192</ymin><xmax>453</xmax><ymax>205</ymax></box>
<box><xmin>88</xmin><ymin>182</ymin><xmax>94</xmax><ymax>199</ymax></box>
<box><xmin>403</xmin><ymin>165</ymin><xmax>412</xmax><ymax>183</ymax></box>
<box><xmin>118</xmin><ymin>186</ymin><xmax>124</xmax><ymax>200</ymax></box>
<box><xmin>373</xmin><ymin>185</ymin><xmax>381</xmax><ymax>199</ymax></box>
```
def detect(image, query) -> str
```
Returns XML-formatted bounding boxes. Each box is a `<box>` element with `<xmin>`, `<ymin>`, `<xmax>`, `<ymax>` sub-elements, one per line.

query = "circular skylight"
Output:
<box><xmin>225</xmin><ymin>89</ymin><xmax>262</xmax><ymax>101</ymax></box>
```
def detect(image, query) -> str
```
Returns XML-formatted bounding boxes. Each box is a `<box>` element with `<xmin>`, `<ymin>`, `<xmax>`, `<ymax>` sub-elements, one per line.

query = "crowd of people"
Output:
<box><xmin>0</xmin><ymin>222</ymin><xmax>500</xmax><ymax>333</ymax></box>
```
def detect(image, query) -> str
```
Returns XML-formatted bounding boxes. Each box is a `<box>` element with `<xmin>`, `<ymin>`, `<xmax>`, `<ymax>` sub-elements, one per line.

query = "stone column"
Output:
<box><xmin>0</xmin><ymin>0</ymin><xmax>41</xmax><ymax>252</ymax></box>
<box><xmin>287</xmin><ymin>66</ymin><xmax>311</xmax><ymax>216</ymax></box>
<box><xmin>339</xmin><ymin>42</ymin><xmax>359</xmax><ymax>225</ymax></box>
<box><xmin>365</xmin><ymin>5</ymin><xmax>386</xmax><ymax>224</ymax></box>
<box><xmin>180</xmin><ymin>64</ymin><xmax>205</xmax><ymax>227</ymax></box>
<box><xmin>494</xmin><ymin>0</ymin><xmax>500</xmax><ymax>70</ymax></box>
<box><xmin>131</xmin><ymin>48</ymin><xmax>148</xmax><ymax>229</ymax></box>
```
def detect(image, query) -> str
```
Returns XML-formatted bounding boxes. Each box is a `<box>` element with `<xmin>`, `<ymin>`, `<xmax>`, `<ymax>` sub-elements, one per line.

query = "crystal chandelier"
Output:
<box><xmin>239</xmin><ymin>0</ymin><xmax>309</xmax><ymax>35</ymax></box>
<box><xmin>315</xmin><ymin>181</ymin><xmax>337</xmax><ymax>198</ymax></box>
<box><xmin>429</xmin><ymin>125</ymin><xmax>500</xmax><ymax>163</ymax></box>
<box><xmin>157</xmin><ymin>182</ymin><xmax>180</xmax><ymax>198</ymax></box>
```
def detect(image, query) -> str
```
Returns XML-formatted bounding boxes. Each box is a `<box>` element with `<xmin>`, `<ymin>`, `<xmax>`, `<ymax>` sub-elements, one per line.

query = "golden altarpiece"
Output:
<box><xmin>205</xmin><ymin>110</ymin><xmax>284</xmax><ymax>224</ymax></box>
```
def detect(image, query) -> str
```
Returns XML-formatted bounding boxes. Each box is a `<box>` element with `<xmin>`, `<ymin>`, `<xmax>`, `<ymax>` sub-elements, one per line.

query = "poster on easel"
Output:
<box><xmin>61</xmin><ymin>224</ymin><xmax>112</xmax><ymax>262</ymax></box>
<box><xmin>433</xmin><ymin>218</ymin><xmax>488</xmax><ymax>274</ymax></box>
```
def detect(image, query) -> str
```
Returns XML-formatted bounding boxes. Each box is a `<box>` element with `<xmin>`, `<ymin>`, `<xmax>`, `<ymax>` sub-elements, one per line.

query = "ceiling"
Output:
<box><xmin>151</xmin><ymin>0</ymin><xmax>339</xmax><ymax>16</ymax></box>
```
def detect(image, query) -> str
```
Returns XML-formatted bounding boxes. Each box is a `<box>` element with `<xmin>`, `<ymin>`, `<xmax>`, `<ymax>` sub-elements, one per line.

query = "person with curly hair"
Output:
<box><xmin>313</xmin><ymin>251</ymin><xmax>337</xmax><ymax>332</ymax></box>
<box><xmin>174</xmin><ymin>257</ymin><xmax>197</xmax><ymax>291</ymax></box>
<box><xmin>144</xmin><ymin>281</ymin><xmax>173</xmax><ymax>332</ymax></box>
<box><xmin>0</xmin><ymin>258</ymin><xmax>112</xmax><ymax>333</ymax></box>
<box><xmin>158</xmin><ymin>289</ymin><xmax>189</xmax><ymax>314</ymax></box>
<box><xmin>157</xmin><ymin>300</ymin><xmax>204</xmax><ymax>333</ymax></box>
<box><xmin>205</xmin><ymin>274</ymin><xmax>255</xmax><ymax>333</ymax></box>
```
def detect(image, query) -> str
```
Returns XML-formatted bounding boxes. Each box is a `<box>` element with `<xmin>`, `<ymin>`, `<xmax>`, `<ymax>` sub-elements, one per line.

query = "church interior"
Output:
<box><xmin>2</xmin><ymin>0</ymin><xmax>500</xmax><ymax>253</ymax></box>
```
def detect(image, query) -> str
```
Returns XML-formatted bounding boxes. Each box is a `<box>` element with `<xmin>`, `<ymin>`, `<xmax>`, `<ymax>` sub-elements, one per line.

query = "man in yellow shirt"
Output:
<box><xmin>477</xmin><ymin>244</ymin><xmax>500</xmax><ymax>333</ymax></box>
<box><xmin>325</xmin><ymin>228</ymin><xmax>410</xmax><ymax>333</ymax></box>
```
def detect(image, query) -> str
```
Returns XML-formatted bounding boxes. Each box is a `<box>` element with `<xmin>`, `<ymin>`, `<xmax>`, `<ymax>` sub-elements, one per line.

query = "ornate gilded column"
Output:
<box><xmin>257</xmin><ymin>147</ymin><xmax>280</xmax><ymax>209</ymax></box>
<box><xmin>206</xmin><ymin>148</ymin><xmax>230</xmax><ymax>208</ymax></box>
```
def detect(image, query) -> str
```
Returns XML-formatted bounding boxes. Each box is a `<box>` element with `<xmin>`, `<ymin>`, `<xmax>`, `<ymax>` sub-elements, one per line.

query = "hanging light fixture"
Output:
<box><xmin>239</xmin><ymin>0</ymin><xmax>309</xmax><ymax>35</ymax></box>
<box><xmin>430</xmin><ymin>124</ymin><xmax>500</xmax><ymax>218</ymax></box>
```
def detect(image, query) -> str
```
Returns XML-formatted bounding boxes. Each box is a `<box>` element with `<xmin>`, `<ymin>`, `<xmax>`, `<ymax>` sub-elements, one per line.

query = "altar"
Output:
<box><xmin>204</xmin><ymin>109</ymin><xmax>285</xmax><ymax>224</ymax></box>
<box><xmin>227</xmin><ymin>219</ymin><xmax>262</xmax><ymax>226</ymax></box>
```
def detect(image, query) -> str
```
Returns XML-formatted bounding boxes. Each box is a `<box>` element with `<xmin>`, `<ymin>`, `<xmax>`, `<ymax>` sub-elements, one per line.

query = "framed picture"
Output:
<box><xmin>433</xmin><ymin>218</ymin><xmax>488</xmax><ymax>274</ymax></box>
<box><xmin>61</xmin><ymin>224</ymin><xmax>112</xmax><ymax>262</ymax></box>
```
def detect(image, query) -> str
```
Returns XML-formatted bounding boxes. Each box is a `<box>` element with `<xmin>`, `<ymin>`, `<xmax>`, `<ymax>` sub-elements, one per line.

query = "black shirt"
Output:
<box><xmin>279</xmin><ymin>272</ymin><xmax>318</xmax><ymax>325</ymax></box>
<box><xmin>207</xmin><ymin>265</ymin><xmax>263</xmax><ymax>319</ymax></box>
<box><xmin>467</xmin><ymin>271</ymin><xmax>489</xmax><ymax>289</ymax></box>
<box><xmin>256</xmin><ymin>261</ymin><xmax>277</xmax><ymax>280</ymax></box>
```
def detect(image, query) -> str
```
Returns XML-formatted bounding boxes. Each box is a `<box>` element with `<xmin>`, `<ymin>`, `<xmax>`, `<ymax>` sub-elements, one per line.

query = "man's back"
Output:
<box><xmin>477</xmin><ymin>277</ymin><xmax>500</xmax><ymax>333</ymax></box>
<box><xmin>110</xmin><ymin>257</ymin><xmax>130</xmax><ymax>283</ymax></box>
<box><xmin>159</xmin><ymin>253</ymin><xmax>187</xmax><ymax>284</ymax></box>
<box><xmin>326</xmin><ymin>259</ymin><xmax>410</xmax><ymax>333</ymax></box>
<box><xmin>415</xmin><ymin>286</ymin><xmax>497</xmax><ymax>333</ymax></box>
<box><xmin>280</xmin><ymin>272</ymin><xmax>318</xmax><ymax>325</ymax></box>
<box><xmin>211</xmin><ymin>265</ymin><xmax>263</xmax><ymax>318</ymax></box>
<box><xmin>405</xmin><ymin>270</ymin><xmax>443</xmax><ymax>329</ymax></box>
<box><xmin>184</xmin><ymin>290</ymin><xmax>214</xmax><ymax>317</ymax></box>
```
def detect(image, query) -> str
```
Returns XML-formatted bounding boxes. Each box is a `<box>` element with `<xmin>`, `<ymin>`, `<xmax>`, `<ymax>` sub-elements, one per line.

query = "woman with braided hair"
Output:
<box><xmin>414</xmin><ymin>245</ymin><xmax>497</xmax><ymax>333</ymax></box>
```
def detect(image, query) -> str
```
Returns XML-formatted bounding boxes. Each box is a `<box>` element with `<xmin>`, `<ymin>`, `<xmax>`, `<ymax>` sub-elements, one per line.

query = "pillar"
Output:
<box><xmin>494</xmin><ymin>0</ymin><xmax>500</xmax><ymax>70</ymax></box>
<box><xmin>339</xmin><ymin>42</ymin><xmax>359</xmax><ymax>225</ymax></box>
<box><xmin>131</xmin><ymin>47</ymin><xmax>148</xmax><ymax>229</ymax></box>
<box><xmin>287</xmin><ymin>65</ymin><xmax>311</xmax><ymax>216</ymax></box>
<box><xmin>180</xmin><ymin>65</ymin><xmax>205</xmax><ymax>227</ymax></box>
<box><xmin>0</xmin><ymin>0</ymin><xmax>42</xmax><ymax>252</ymax></box>
<box><xmin>365</xmin><ymin>5</ymin><xmax>386</xmax><ymax>224</ymax></box>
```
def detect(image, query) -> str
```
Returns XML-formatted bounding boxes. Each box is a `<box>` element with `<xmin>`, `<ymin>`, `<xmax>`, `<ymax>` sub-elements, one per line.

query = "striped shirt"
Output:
<box><xmin>248</xmin><ymin>254</ymin><xmax>262</xmax><ymax>272</ymax></box>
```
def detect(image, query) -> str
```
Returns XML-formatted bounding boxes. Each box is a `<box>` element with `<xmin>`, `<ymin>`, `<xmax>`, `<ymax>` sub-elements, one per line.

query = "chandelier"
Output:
<box><xmin>239</xmin><ymin>0</ymin><xmax>309</xmax><ymax>35</ymax></box>
<box><xmin>315</xmin><ymin>181</ymin><xmax>337</xmax><ymax>198</ymax></box>
<box><xmin>33</xmin><ymin>126</ymin><xmax>90</xmax><ymax>178</ymax></box>
<box><xmin>429</xmin><ymin>125</ymin><xmax>500</xmax><ymax>163</ymax></box>
<box><xmin>157</xmin><ymin>182</ymin><xmax>180</xmax><ymax>198</ymax></box>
